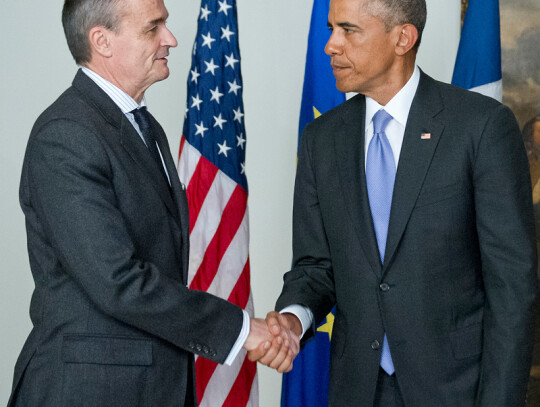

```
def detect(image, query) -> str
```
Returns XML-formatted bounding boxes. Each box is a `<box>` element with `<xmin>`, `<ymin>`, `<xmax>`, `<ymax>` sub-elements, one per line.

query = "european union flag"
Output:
<box><xmin>297</xmin><ymin>0</ymin><xmax>346</xmax><ymax>143</ymax></box>
<box><xmin>281</xmin><ymin>1</ymin><xmax>345</xmax><ymax>406</ymax></box>
<box><xmin>451</xmin><ymin>0</ymin><xmax>502</xmax><ymax>101</ymax></box>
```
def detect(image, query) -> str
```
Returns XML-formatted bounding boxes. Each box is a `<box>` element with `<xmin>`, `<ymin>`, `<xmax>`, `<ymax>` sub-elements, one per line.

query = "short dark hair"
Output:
<box><xmin>62</xmin><ymin>0</ymin><xmax>122</xmax><ymax>65</ymax></box>
<box><xmin>365</xmin><ymin>0</ymin><xmax>427</xmax><ymax>50</ymax></box>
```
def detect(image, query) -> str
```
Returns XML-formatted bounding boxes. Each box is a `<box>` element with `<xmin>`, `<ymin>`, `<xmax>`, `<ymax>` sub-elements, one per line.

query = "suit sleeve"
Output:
<box><xmin>473</xmin><ymin>105</ymin><xmax>538</xmax><ymax>406</ymax></box>
<box><xmin>25</xmin><ymin>119</ymin><xmax>244</xmax><ymax>364</ymax></box>
<box><xmin>275</xmin><ymin>125</ymin><xmax>336</xmax><ymax>340</ymax></box>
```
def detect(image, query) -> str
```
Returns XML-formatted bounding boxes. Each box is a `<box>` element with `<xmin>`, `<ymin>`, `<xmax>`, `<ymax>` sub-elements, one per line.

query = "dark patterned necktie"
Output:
<box><xmin>130</xmin><ymin>107</ymin><xmax>169</xmax><ymax>183</ymax></box>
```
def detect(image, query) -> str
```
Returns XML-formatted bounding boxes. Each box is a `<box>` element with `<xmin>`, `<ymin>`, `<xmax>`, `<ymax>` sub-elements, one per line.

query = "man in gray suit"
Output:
<box><xmin>8</xmin><ymin>0</ymin><xmax>297</xmax><ymax>405</ymax></box>
<box><xmin>264</xmin><ymin>0</ymin><xmax>538</xmax><ymax>405</ymax></box>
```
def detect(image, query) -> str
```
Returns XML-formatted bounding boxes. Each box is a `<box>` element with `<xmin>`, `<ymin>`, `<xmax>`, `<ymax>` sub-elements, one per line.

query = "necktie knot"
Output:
<box><xmin>372</xmin><ymin>109</ymin><xmax>393</xmax><ymax>136</ymax></box>
<box><xmin>131</xmin><ymin>106</ymin><xmax>152</xmax><ymax>132</ymax></box>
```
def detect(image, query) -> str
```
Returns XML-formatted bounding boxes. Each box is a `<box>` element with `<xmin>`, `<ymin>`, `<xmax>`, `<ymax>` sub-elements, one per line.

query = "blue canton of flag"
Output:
<box><xmin>281</xmin><ymin>1</ymin><xmax>345</xmax><ymax>406</ymax></box>
<box><xmin>451</xmin><ymin>0</ymin><xmax>502</xmax><ymax>101</ymax></box>
<box><xmin>183</xmin><ymin>0</ymin><xmax>247</xmax><ymax>191</ymax></box>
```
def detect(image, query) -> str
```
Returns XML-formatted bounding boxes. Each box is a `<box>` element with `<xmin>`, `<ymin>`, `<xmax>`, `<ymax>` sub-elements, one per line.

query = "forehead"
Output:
<box><xmin>329</xmin><ymin>0</ymin><xmax>378</xmax><ymax>22</ymax></box>
<box><xmin>330</xmin><ymin>0</ymin><xmax>368</xmax><ymax>15</ymax></box>
<box><xmin>121</xmin><ymin>0</ymin><xmax>168</xmax><ymax>24</ymax></box>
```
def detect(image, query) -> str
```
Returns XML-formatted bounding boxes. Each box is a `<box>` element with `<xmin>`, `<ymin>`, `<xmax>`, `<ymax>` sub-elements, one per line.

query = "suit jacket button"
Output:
<box><xmin>371</xmin><ymin>340</ymin><xmax>381</xmax><ymax>350</ymax></box>
<box><xmin>196</xmin><ymin>344</ymin><xmax>202</xmax><ymax>352</ymax></box>
<box><xmin>379</xmin><ymin>283</ymin><xmax>390</xmax><ymax>292</ymax></box>
<box><xmin>203</xmin><ymin>346</ymin><xmax>210</xmax><ymax>354</ymax></box>
<box><xmin>188</xmin><ymin>342</ymin><xmax>195</xmax><ymax>349</ymax></box>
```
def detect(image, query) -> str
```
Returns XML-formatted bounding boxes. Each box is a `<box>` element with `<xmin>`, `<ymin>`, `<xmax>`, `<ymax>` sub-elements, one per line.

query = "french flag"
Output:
<box><xmin>451</xmin><ymin>0</ymin><xmax>502</xmax><ymax>102</ymax></box>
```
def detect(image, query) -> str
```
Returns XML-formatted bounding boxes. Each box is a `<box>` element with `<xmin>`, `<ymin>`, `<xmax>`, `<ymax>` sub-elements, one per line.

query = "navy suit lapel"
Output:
<box><xmin>334</xmin><ymin>95</ymin><xmax>382</xmax><ymax>278</ymax></box>
<box><xmin>383</xmin><ymin>72</ymin><xmax>445</xmax><ymax>271</ymax></box>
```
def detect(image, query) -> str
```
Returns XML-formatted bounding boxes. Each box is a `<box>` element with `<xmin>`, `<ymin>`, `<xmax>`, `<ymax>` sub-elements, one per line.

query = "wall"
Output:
<box><xmin>0</xmin><ymin>1</ymin><xmax>460</xmax><ymax>405</ymax></box>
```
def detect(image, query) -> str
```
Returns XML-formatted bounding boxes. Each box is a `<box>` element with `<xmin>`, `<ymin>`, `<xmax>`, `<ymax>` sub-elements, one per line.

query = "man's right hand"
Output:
<box><xmin>244</xmin><ymin>314</ymin><xmax>300</xmax><ymax>373</ymax></box>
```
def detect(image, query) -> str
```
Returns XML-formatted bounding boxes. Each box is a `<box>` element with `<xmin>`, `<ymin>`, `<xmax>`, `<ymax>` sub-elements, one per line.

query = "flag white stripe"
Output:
<box><xmin>469</xmin><ymin>79</ymin><xmax>503</xmax><ymax>102</ymax></box>
<box><xmin>178</xmin><ymin>140</ymin><xmax>202</xmax><ymax>188</ymax></box>
<box><xmin>187</xmin><ymin>171</ymin><xmax>237</xmax><ymax>285</ymax></box>
<box><xmin>207</xmin><ymin>211</ymin><xmax>249</xmax><ymax>299</ymax></box>
<box><xmin>199</xmin><ymin>349</ymin><xmax>248</xmax><ymax>407</ymax></box>
<box><xmin>199</xmin><ymin>293</ymin><xmax>257</xmax><ymax>406</ymax></box>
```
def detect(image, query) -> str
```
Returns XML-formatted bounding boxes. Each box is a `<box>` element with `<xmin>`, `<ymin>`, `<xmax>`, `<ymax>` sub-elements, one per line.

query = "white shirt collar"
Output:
<box><xmin>365</xmin><ymin>65</ymin><xmax>421</xmax><ymax>130</ymax></box>
<box><xmin>80</xmin><ymin>66</ymin><xmax>146</xmax><ymax>114</ymax></box>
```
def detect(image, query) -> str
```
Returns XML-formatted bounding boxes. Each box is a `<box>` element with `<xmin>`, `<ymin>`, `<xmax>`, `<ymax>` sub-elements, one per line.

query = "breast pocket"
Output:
<box><xmin>61</xmin><ymin>334</ymin><xmax>152</xmax><ymax>407</ymax></box>
<box><xmin>415</xmin><ymin>182</ymin><xmax>466</xmax><ymax>208</ymax></box>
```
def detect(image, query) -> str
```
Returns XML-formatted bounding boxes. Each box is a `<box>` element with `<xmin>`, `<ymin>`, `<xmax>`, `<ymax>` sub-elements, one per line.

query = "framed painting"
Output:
<box><xmin>499</xmin><ymin>0</ymin><xmax>540</xmax><ymax>403</ymax></box>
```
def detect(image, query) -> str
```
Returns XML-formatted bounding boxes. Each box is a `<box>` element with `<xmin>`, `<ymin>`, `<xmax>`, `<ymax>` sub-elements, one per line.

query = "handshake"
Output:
<box><xmin>243</xmin><ymin>311</ymin><xmax>302</xmax><ymax>373</ymax></box>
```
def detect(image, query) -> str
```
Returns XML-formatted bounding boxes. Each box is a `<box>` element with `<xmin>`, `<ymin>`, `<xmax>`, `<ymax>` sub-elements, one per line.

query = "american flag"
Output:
<box><xmin>177</xmin><ymin>1</ymin><xmax>258</xmax><ymax>406</ymax></box>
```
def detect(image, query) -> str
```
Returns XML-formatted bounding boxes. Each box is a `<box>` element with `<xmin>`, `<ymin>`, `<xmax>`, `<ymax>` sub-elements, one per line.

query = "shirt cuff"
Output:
<box><xmin>224</xmin><ymin>309</ymin><xmax>250</xmax><ymax>366</ymax></box>
<box><xmin>280</xmin><ymin>305</ymin><xmax>314</xmax><ymax>339</ymax></box>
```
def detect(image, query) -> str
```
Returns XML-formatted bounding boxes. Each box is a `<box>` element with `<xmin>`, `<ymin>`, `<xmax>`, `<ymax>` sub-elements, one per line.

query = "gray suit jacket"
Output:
<box><xmin>276</xmin><ymin>72</ymin><xmax>538</xmax><ymax>406</ymax></box>
<box><xmin>9</xmin><ymin>70</ymin><xmax>244</xmax><ymax>407</ymax></box>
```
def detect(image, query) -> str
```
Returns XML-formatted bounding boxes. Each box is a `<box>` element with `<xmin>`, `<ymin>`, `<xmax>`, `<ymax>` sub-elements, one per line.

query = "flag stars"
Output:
<box><xmin>200</xmin><ymin>4</ymin><xmax>211</xmax><ymax>21</ymax></box>
<box><xmin>213</xmin><ymin>113</ymin><xmax>227</xmax><ymax>130</ymax></box>
<box><xmin>195</xmin><ymin>121</ymin><xmax>208</xmax><ymax>137</ymax></box>
<box><xmin>210</xmin><ymin>86</ymin><xmax>224</xmax><ymax>104</ymax></box>
<box><xmin>225</xmin><ymin>53</ymin><xmax>239</xmax><ymax>70</ymax></box>
<box><xmin>240</xmin><ymin>162</ymin><xmax>246</xmax><ymax>174</ymax></box>
<box><xmin>233</xmin><ymin>107</ymin><xmax>244</xmax><ymax>123</ymax></box>
<box><xmin>201</xmin><ymin>32</ymin><xmax>216</xmax><ymax>49</ymax></box>
<box><xmin>204</xmin><ymin>59</ymin><xmax>220</xmax><ymax>75</ymax></box>
<box><xmin>191</xmin><ymin>93</ymin><xmax>203</xmax><ymax>110</ymax></box>
<box><xmin>218</xmin><ymin>140</ymin><xmax>233</xmax><ymax>157</ymax></box>
<box><xmin>190</xmin><ymin>67</ymin><xmax>201</xmax><ymax>84</ymax></box>
<box><xmin>228</xmin><ymin>80</ymin><xmax>241</xmax><ymax>95</ymax></box>
<box><xmin>221</xmin><ymin>25</ymin><xmax>235</xmax><ymax>42</ymax></box>
<box><xmin>218</xmin><ymin>0</ymin><xmax>232</xmax><ymax>15</ymax></box>
<box><xmin>237</xmin><ymin>134</ymin><xmax>246</xmax><ymax>149</ymax></box>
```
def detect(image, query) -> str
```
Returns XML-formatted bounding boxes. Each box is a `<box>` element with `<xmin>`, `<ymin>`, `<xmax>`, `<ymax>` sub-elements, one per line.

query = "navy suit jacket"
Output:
<box><xmin>9</xmin><ymin>70</ymin><xmax>244</xmax><ymax>407</ymax></box>
<box><xmin>276</xmin><ymin>72</ymin><xmax>538</xmax><ymax>407</ymax></box>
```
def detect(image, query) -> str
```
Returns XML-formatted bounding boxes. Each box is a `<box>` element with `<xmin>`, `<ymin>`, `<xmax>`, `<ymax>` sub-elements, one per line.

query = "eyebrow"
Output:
<box><xmin>148</xmin><ymin>17</ymin><xmax>166</xmax><ymax>26</ymax></box>
<box><xmin>327</xmin><ymin>21</ymin><xmax>360</xmax><ymax>30</ymax></box>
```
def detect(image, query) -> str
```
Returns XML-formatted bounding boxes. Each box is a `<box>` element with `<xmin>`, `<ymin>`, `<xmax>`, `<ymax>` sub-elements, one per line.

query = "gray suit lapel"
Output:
<box><xmin>119</xmin><ymin>116</ymin><xmax>180</xmax><ymax>223</ymax></box>
<box><xmin>383</xmin><ymin>72</ymin><xmax>445</xmax><ymax>271</ymax></box>
<box><xmin>153</xmin><ymin>123</ymin><xmax>191</xmax><ymax>283</ymax></box>
<box><xmin>334</xmin><ymin>95</ymin><xmax>382</xmax><ymax>278</ymax></box>
<box><xmin>72</xmin><ymin>70</ymin><xmax>181</xmax><ymax>226</ymax></box>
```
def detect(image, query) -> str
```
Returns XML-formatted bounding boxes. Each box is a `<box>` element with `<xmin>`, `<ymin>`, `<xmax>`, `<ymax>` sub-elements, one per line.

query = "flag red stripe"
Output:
<box><xmin>187</xmin><ymin>156</ymin><xmax>219</xmax><ymax>233</ymax></box>
<box><xmin>195</xmin><ymin>356</ymin><xmax>219</xmax><ymax>403</ymax></box>
<box><xmin>222</xmin><ymin>356</ymin><xmax>257</xmax><ymax>407</ymax></box>
<box><xmin>178</xmin><ymin>135</ymin><xmax>186</xmax><ymax>162</ymax></box>
<box><xmin>227</xmin><ymin>258</ymin><xmax>251</xmax><ymax>309</ymax></box>
<box><xmin>189</xmin><ymin>185</ymin><xmax>247</xmax><ymax>291</ymax></box>
<box><xmin>193</xmin><ymin>258</ymin><xmax>251</xmax><ymax>402</ymax></box>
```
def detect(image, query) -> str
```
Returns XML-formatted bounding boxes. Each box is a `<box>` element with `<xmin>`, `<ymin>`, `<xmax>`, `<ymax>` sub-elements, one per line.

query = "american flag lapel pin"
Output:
<box><xmin>421</xmin><ymin>132</ymin><xmax>431</xmax><ymax>140</ymax></box>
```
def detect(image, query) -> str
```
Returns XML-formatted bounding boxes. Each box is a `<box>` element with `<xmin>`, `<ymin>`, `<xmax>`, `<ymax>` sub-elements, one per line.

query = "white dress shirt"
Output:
<box><xmin>283</xmin><ymin>66</ymin><xmax>421</xmax><ymax>338</ymax></box>
<box><xmin>81</xmin><ymin>66</ymin><xmax>249</xmax><ymax>365</ymax></box>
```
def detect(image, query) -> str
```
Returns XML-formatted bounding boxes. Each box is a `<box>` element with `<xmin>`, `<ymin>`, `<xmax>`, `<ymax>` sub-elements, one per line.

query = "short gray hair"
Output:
<box><xmin>365</xmin><ymin>0</ymin><xmax>427</xmax><ymax>50</ymax></box>
<box><xmin>62</xmin><ymin>0</ymin><xmax>123</xmax><ymax>65</ymax></box>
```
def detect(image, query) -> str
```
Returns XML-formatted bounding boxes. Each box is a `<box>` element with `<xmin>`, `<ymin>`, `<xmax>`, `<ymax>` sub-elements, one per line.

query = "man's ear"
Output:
<box><xmin>395</xmin><ymin>23</ymin><xmax>419</xmax><ymax>56</ymax></box>
<box><xmin>88</xmin><ymin>26</ymin><xmax>113</xmax><ymax>58</ymax></box>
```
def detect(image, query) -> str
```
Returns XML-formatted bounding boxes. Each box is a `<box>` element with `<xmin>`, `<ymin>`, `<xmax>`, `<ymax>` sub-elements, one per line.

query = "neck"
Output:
<box><xmin>368</xmin><ymin>59</ymin><xmax>416</xmax><ymax>106</ymax></box>
<box><xmin>83</xmin><ymin>62</ymin><xmax>146</xmax><ymax>104</ymax></box>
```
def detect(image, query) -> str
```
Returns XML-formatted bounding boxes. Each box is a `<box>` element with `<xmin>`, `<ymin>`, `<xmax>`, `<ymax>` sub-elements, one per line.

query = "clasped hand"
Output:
<box><xmin>243</xmin><ymin>312</ymin><xmax>301</xmax><ymax>373</ymax></box>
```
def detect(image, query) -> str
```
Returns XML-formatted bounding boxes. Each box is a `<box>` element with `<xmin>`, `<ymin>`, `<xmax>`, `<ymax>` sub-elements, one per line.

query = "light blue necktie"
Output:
<box><xmin>366</xmin><ymin>109</ymin><xmax>395</xmax><ymax>375</ymax></box>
